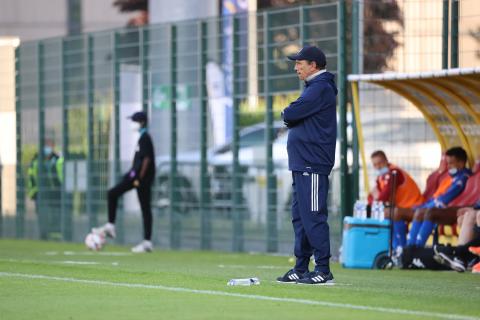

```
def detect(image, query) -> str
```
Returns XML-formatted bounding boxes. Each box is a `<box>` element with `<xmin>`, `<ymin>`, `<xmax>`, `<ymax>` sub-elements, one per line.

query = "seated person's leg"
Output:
<box><xmin>392</xmin><ymin>207</ymin><xmax>413</xmax><ymax>249</ymax></box>
<box><xmin>473</xmin><ymin>210</ymin><xmax>480</xmax><ymax>246</ymax></box>
<box><xmin>456</xmin><ymin>207</ymin><xmax>472</xmax><ymax>226</ymax></box>
<box><xmin>437</xmin><ymin>211</ymin><xmax>480</xmax><ymax>272</ymax></box>
<box><xmin>452</xmin><ymin>216</ymin><xmax>480</xmax><ymax>267</ymax></box>
<box><xmin>407</xmin><ymin>209</ymin><xmax>426</xmax><ymax>246</ymax></box>
<box><xmin>458</xmin><ymin>208</ymin><xmax>477</xmax><ymax>245</ymax></box>
<box><xmin>415</xmin><ymin>208</ymin><xmax>456</xmax><ymax>247</ymax></box>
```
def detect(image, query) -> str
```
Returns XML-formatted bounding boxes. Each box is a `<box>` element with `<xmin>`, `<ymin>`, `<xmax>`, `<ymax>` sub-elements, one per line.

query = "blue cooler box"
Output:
<box><xmin>341</xmin><ymin>217</ymin><xmax>390</xmax><ymax>269</ymax></box>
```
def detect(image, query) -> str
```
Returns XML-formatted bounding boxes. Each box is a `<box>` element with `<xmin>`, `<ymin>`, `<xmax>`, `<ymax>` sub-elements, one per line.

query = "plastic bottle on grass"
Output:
<box><xmin>227</xmin><ymin>278</ymin><xmax>260</xmax><ymax>286</ymax></box>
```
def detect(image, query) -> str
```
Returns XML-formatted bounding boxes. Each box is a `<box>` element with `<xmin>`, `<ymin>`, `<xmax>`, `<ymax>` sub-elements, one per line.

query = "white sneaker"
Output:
<box><xmin>392</xmin><ymin>246</ymin><xmax>403</xmax><ymax>267</ymax></box>
<box><xmin>92</xmin><ymin>223</ymin><xmax>116</xmax><ymax>239</ymax></box>
<box><xmin>131</xmin><ymin>240</ymin><xmax>153</xmax><ymax>253</ymax></box>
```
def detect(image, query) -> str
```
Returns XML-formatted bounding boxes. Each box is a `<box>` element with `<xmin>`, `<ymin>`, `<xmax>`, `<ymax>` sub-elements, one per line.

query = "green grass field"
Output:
<box><xmin>0</xmin><ymin>239</ymin><xmax>479</xmax><ymax>320</ymax></box>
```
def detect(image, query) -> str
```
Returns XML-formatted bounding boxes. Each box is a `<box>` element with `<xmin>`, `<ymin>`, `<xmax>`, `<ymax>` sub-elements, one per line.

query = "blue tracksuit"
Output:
<box><xmin>474</xmin><ymin>200</ymin><xmax>480</xmax><ymax>210</ymax></box>
<box><xmin>416</xmin><ymin>168</ymin><xmax>471</xmax><ymax>210</ymax></box>
<box><xmin>282</xmin><ymin>71</ymin><xmax>337</xmax><ymax>274</ymax></box>
<box><xmin>407</xmin><ymin>168</ymin><xmax>471</xmax><ymax>247</ymax></box>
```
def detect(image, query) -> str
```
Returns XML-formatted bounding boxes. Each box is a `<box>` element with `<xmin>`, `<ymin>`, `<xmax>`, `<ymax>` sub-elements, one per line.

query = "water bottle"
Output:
<box><xmin>360</xmin><ymin>201</ymin><xmax>367</xmax><ymax>219</ymax></box>
<box><xmin>227</xmin><ymin>278</ymin><xmax>260</xmax><ymax>286</ymax></box>
<box><xmin>372</xmin><ymin>201</ymin><xmax>380</xmax><ymax>220</ymax></box>
<box><xmin>353</xmin><ymin>200</ymin><xmax>360</xmax><ymax>218</ymax></box>
<box><xmin>371</xmin><ymin>201</ymin><xmax>377</xmax><ymax>220</ymax></box>
<box><xmin>378</xmin><ymin>201</ymin><xmax>385</xmax><ymax>221</ymax></box>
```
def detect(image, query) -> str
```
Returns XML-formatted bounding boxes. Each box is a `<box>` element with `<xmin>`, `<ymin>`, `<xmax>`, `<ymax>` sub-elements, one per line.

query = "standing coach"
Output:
<box><xmin>277</xmin><ymin>46</ymin><xmax>337</xmax><ymax>285</ymax></box>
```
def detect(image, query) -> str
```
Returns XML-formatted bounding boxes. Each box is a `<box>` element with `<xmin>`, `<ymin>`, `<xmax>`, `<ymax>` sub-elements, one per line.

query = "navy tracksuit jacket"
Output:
<box><xmin>282</xmin><ymin>71</ymin><xmax>337</xmax><ymax>274</ymax></box>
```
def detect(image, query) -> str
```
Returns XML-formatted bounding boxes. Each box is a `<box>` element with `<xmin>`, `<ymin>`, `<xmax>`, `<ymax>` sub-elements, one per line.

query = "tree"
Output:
<box><xmin>113</xmin><ymin>0</ymin><xmax>148</xmax><ymax>26</ymax></box>
<box><xmin>362</xmin><ymin>0</ymin><xmax>402</xmax><ymax>73</ymax></box>
<box><xmin>258</xmin><ymin>0</ymin><xmax>403</xmax><ymax>73</ymax></box>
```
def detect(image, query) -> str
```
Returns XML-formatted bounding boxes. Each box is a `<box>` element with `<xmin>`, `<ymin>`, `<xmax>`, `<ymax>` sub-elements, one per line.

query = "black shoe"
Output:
<box><xmin>276</xmin><ymin>269</ymin><xmax>306</xmax><ymax>284</ymax></box>
<box><xmin>296</xmin><ymin>270</ymin><xmax>335</xmax><ymax>285</ymax></box>
<box><xmin>433</xmin><ymin>245</ymin><xmax>466</xmax><ymax>272</ymax></box>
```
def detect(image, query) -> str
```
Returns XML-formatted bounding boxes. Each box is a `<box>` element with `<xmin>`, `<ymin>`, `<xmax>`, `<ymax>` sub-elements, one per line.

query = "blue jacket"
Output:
<box><xmin>282</xmin><ymin>71</ymin><xmax>338</xmax><ymax>175</ymax></box>
<box><xmin>474</xmin><ymin>199</ymin><xmax>480</xmax><ymax>210</ymax></box>
<box><xmin>418</xmin><ymin>168</ymin><xmax>472</xmax><ymax>209</ymax></box>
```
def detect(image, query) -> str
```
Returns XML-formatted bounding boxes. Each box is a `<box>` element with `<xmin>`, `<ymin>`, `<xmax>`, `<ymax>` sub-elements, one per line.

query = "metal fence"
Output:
<box><xmin>354</xmin><ymin>0</ymin><xmax>480</xmax><ymax>200</ymax></box>
<box><xmin>5</xmin><ymin>0</ymin><xmax>479</xmax><ymax>256</ymax></box>
<box><xmin>9</xmin><ymin>3</ymin><xmax>344</xmax><ymax>254</ymax></box>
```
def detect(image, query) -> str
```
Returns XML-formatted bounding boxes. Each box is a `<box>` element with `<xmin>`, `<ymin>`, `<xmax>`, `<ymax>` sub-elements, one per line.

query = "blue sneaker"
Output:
<box><xmin>276</xmin><ymin>269</ymin><xmax>306</xmax><ymax>284</ymax></box>
<box><xmin>296</xmin><ymin>271</ymin><xmax>335</xmax><ymax>285</ymax></box>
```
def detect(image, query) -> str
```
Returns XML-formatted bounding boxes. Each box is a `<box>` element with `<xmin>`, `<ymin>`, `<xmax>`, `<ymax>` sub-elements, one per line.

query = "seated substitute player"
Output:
<box><xmin>434</xmin><ymin>204</ymin><xmax>480</xmax><ymax>272</ymax></box>
<box><xmin>421</xmin><ymin>154</ymin><xmax>480</xmax><ymax>235</ymax></box>
<box><xmin>367</xmin><ymin>150</ymin><xmax>424</xmax><ymax>251</ymax></box>
<box><xmin>457</xmin><ymin>203</ymin><xmax>480</xmax><ymax>245</ymax></box>
<box><xmin>93</xmin><ymin>111</ymin><xmax>156</xmax><ymax>253</ymax></box>
<box><xmin>406</xmin><ymin>147</ymin><xmax>471</xmax><ymax>247</ymax></box>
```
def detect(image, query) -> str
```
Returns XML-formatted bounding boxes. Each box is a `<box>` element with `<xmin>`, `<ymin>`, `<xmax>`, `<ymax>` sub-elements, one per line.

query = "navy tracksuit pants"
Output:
<box><xmin>291</xmin><ymin>171</ymin><xmax>331</xmax><ymax>274</ymax></box>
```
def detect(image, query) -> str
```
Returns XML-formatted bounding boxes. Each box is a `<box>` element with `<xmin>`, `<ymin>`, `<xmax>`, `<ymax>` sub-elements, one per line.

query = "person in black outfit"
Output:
<box><xmin>93</xmin><ymin>111</ymin><xmax>156</xmax><ymax>253</ymax></box>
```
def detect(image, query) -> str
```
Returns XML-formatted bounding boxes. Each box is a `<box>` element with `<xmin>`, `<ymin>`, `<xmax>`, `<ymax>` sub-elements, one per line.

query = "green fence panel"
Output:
<box><xmin>13</xmin><ymin>3</ymin><xmax>345</xmax><ymax>254</ymax></box>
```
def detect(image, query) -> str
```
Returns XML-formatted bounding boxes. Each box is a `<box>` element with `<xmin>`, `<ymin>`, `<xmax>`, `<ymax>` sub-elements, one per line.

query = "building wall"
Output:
<box><xmin>0</xmin><ymin>0</ymin><xmax>67</xmax><ymax>41</ymax></box>
<box><xmin>149</xmin><ymin>0</ymin><xmax>219</xmax><ymax>24</ymax></box>
<box><xmin>386</xmin><ymin>0</ymin><xmax>480</xmax><ymax>72</ymax></box>
<box><xmin>0</xmin><ymin>0</ymin><xmax>135</xmax><ymax>42</ymax></box>
<box><xmin>459</xmin><ymin>1</ymin><xmax>480</xmax><ymax>68</ymax></box>
<box><xmin>82</xmin><ymin>0</ymin><xmax>137</xmax><ymax>33</ymax></box>
<box><xmin>0</xmin><ymin>38</ymin><xmax>18</xmax><ymax>215</ymax></box>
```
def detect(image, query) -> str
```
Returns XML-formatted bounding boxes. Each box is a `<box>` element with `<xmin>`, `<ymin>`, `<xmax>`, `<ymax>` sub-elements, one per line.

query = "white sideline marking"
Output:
<box><xmin>45</xmin><ymin>251</ymin><xmax>132</xmax><ymax>257</ymax></box>
<box><xmin>0</xmin><ymin>272</ymin><xmax>477</xmax><ymax>320</ymax></box>
<box><xmin>62</xmin><ymin>261</ymin><xmax>100</xmax><ymax>265</ymax></box>
<box><xmin>1</xmin><ymin>258</ymin><xmax>118</xmax><ymax>267</ymax></box>
<box><xmin>44</xmin><ymin>251</ymin><xmax>131</xmax><ymax>257</ymax></box>
<box><xmin>61</xmin><ymin>261</ymin><xmax>119</xmax><ymax>266</ymax></box>
<box><xmin>218</xmin><ymin>264</ymin><xmax>284</xmax><ymax>270</ymax></box>
<box><xmin>62</xmin><ymin>251</ymin><xmax>132</xmax><ymax>256</ymax></box>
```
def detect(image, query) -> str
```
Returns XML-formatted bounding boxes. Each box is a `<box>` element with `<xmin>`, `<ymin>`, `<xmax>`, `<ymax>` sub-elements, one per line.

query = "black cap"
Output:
<box><xmin>129</xmin><ymin>111</ymin><xmax>147</xmax><ymax>123</ymax></box>
<box><xmin>287</xmin><ymin>45</ymin><xmax>326</xmax><ymax>68</ymax></box>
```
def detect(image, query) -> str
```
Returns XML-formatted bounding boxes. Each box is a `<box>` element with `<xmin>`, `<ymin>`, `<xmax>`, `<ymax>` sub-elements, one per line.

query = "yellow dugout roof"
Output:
<box><xmin>349</xmin><ymin>68</ymin><xmax>480</xmax><ymax>166</ymax></box>
<box><xmin>348</xmin><ymin>68</ymin><xmax>480</xmax><ymax>195</ymax></box>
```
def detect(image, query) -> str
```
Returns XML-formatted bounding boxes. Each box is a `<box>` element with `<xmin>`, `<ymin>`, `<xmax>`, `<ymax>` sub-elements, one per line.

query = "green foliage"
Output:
<box><xmin>67</xmin><ymin>107</ymin><xmax>88</xmax><ymax>157</ymax></box>
<box><xmin>239</xmin><ymin>93</ymin><xmax>300</xmax><ymax>127</ymax></box>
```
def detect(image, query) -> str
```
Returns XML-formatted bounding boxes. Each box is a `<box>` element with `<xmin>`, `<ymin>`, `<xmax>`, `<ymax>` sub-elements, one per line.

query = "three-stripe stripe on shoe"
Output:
<box><xmin>312</xmin><ymin>275</ymin><xmax>324</xmax><ymax>283</ymax></box>
<box><xmin>288</xmin><ymin>273</ymin><xmax>300</xmax><ymax>280</ymax></box>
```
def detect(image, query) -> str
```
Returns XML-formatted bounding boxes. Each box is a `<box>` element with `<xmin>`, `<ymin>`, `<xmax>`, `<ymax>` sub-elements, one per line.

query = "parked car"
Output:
<box><xmin>153</xmin><ymin>121</ymin><xmax>290</xmax><ymax>220</ymax></box>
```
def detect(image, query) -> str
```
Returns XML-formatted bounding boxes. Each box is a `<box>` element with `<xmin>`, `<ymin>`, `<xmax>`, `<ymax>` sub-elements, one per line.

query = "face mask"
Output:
<box><xmin>43</xmin><ymin>146</ymin><xmax>52</xmax><ymax>156</ymax></box>
<box><xmin>448</xmin><ymin>168</ymin><xmax>458</xmax><ymax>176</ymax></box>
<box><xmin>129</xmin><ymin>121</ymin><xmax>141</xmax><ymax>132</ymax></box>
<box><xmin>376</xmin><ymin>166</ymin><xmax>389</xmax><ymax>177</ymax></box>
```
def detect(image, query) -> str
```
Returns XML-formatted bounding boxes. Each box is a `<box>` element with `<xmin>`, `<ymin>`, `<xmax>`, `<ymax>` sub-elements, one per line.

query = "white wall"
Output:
<box><xmin>149</xmin><ymin>0</ymin><xmax>218</xmax><ymax>24</ymax></box>
<box><xmin>82</xmin><ymin>0</ymin><xmax>137</xmax><ymax>33</ymax></box>
<box><xmin>0</xmin><ymin>0</ymin><xmax>136</xmax><ymax>42</ymax></box>
<box><xmin>0</xmin><ymin>0</ymin><xmax>67</xmax><ymax>41</ymax></box>
<box><xmin>0</xmin><ymin>39</ymin><xmax>17</xmax><ymax>215</ymax></box>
